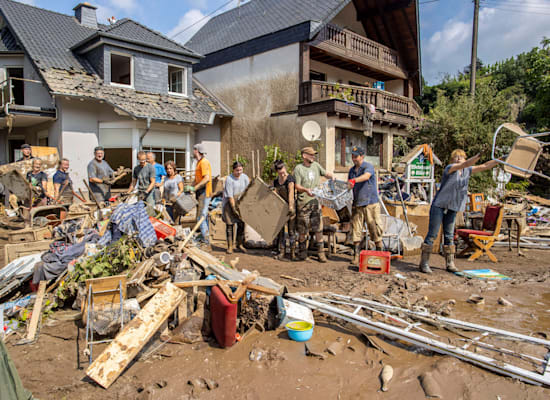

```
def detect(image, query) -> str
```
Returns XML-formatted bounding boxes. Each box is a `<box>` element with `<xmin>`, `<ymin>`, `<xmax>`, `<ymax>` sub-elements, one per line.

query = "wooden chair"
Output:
<box><xmin>456</xmin><ymin>205</ymin><xmax>504</xmax><ymax>262</ymax></box>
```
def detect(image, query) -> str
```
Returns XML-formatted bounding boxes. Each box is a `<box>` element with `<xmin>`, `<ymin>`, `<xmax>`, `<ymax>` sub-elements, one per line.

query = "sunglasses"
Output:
<box><xmin>276</xmin><ymin>165</ymin><xmax>285</xmax><ymax>170</ymax></box>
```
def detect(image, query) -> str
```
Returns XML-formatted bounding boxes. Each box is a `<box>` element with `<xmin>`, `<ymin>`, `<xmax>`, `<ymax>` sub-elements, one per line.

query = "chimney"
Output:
<box><xmin>73</xmin><ymin>3</ymin><xmax>98</xmax><ymax>29</ymax></box>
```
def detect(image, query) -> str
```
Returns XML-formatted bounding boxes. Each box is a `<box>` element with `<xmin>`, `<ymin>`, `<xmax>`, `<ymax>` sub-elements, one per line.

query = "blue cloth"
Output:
<box><xmin>153</xmin><ymin>163</ymin><xmax>167</xmax><ymax>184</ymax></box>
<box><xmin>53</xmin><ymin>170</ymin><xmax>71</xmax><ymax>186</ymax></box>
<box><xmin>107</xmin><ymin>201</ymin><xmax>157</xmax><ymax>248</ymax></box>
<box><xmin>433</xmin><ymin>165</ymin><xmax>472</xmax><ymax>212</ymax></box>
<box><xmin>348</xmin><ymin>161</ymin><xmax>378</xmax><ymax>207</ymax></box>
<box><xmin>424</xmin><ymin>205</ymin><xmax>457</xmax><ymax>246</ymax></box>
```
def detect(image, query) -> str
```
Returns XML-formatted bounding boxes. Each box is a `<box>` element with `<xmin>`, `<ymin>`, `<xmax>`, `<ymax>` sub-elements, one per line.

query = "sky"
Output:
<box><xmin>15</xmin><ymin>0</ymin><xmax>550</xmax><ymax>85</ymax></box>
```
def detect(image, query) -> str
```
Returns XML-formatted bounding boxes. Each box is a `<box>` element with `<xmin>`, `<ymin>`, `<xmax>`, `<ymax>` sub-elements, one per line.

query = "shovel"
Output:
<box><xmin>392</xmin><ymin>174</ymin><xmax>422</xmax><ymax>252</ymax></box>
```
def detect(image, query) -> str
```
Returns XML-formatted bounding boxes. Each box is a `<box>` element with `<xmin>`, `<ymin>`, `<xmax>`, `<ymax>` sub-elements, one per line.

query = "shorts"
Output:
<box><xmin>297</xmin><ymin>200</ymin><xmax>323</xmax><ymax>235</ymax></box>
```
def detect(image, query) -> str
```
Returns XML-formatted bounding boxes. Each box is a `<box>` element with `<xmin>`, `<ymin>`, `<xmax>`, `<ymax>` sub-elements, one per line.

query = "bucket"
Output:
<box><xmin>173</xmin><ymin>193</ymin><xmax>197</xmax><ymax>215</ymax></box>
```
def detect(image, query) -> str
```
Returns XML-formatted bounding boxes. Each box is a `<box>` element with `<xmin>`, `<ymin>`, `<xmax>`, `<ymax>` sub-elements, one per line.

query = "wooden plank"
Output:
<box><xmin>85</xmin><ymin>275</ymin><xmax>127</xmax><ymax>306</ymax></box>
<box><xmin>86</xmin><ymin>282</ymin><xmax>184</xmax><ymax>389</ymax></box>
<box><xmin>238</xmin><ymin>177</ymin><xmax>289</xmax><ymax>244</ymax></box>
<box><xmin>157</xmin><ymin>279</ymin><xmax>280</xmax><ymax>296</ymax></box>
<box><xmin>25</xmin><ymin>280</ymin><xmax>46</xmax><ymax>342</ymax></box>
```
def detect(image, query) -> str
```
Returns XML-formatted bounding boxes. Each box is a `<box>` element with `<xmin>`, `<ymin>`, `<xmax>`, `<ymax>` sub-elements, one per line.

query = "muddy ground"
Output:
<box><xmin>5</xmin><ymin>245</ymin><xmax>550</xmax><ymax>399</ymax></box>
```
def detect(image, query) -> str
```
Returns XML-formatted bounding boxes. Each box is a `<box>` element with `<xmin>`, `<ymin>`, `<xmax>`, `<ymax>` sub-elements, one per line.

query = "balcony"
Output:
<box><xmin>0</xmin><ymin>77</ymin><xmax>56</xmax><ymax>129</ymax></box>
<box><xmin>309</xmin><ymin>24</ymin><xmax>408</xmax><ymax>80</ymax></box>
<box><xmin>299</xmin><ymin>80</ymin><xmax>422</xmax><ymax>126</ymax></box>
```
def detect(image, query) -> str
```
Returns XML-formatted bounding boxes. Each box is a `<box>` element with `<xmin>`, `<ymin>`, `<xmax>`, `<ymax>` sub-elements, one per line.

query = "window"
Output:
<box><xmin>110</xmin><ymin>53</ymin><xmax>132</xmax><ymax>86</ymax></box>
<box><xmin>142</xmin><ymin>146</ymin><xmax>188</xmax><ymax>172</ymax></box>
<box><xmin>310</xmin><ymin>70</ymin><xmax>326</xmax><ymax>82</ymax></box>
<box><xmin>7</xmin><ymin>67</ymin><xmax>24</xmax><ymax>105</ymax></box>
<box><xmin>335</xmin><ymin>128</ymin><xmax>382</xmax><ymax>168</ymax></box>
<box><xmin>168</xmin><ymin>66</ymin><xmax>186</xmax><ymax>95</ymax></box>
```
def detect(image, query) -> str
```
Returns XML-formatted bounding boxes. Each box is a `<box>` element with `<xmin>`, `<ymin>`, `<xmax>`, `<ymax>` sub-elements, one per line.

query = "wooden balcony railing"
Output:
<box><xmin>301</xmin><ymin>80</ymin><xmax>422</xmax><ymax>120</ymax></box>
<box><xmin>313</xmin><ymin>24</ymin><xmax>405</xmax><ymax>78</ymax></box>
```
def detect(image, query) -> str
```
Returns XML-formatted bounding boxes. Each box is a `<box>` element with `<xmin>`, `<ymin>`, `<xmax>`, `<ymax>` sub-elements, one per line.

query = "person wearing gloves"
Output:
<box><xmin>347</xmin><ymin>146</ymin><xmax>384</xmax><ymax>266</ymax></box>
<box><xmin>26</xmin><ymin>158</ymin><xmax>52</xmax><ymax>206</ymax></box>
<box><xmin>293</xmin><ymin>146</ymin><xmax>334</xmax><ymax>262</ymax></box>
<box><xmin>184</xmin><ymin>143</ymin><xmax>212</xmax><ymax>248</ymax></box>
<box><xmin>163</xmin><ymin>160</ymin><xmax>184</xmax><ymax>220</ymax></box>
<box><xmin>419</xmin><ymin>150</ymin><xmax>500</xmax><ymax>274</ymax></box>
<box><xmin>127</xmin><ymin>151</ymin><xmax>155</xmax><ymax>205</ymax></box>
<box><xmin>272</xmin><ymin>160</ymin><xmax>296</xmax><ymax>260</ymax></box>
<box><xmin>87</xmin><ymin>146</ymin><xmax>114</xmax><ymax>204</ymax></box>
<box><xmin>222</xmin><ymin>161</ymin><xmax>250</xmax><ymax>254</ymax></box>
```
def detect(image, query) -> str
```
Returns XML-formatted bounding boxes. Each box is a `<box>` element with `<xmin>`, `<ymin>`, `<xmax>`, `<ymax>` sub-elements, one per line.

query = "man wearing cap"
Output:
<box><xmin>185</xmin><ymin>143</ymin><xmax>212</xmax><ymax>247</ymax></box>
<box><xmin>348</xmin><ymin>146</ymin><xmax>384</xmax><ymax>265</ymax></box>
<box><xmin>293</xmin><ymin>146</ymin><xmax>334</xmax><ymax>262</ymax></box>
<box><xmin>16</xmin><ymin>144</ymin><xmax>35</xmax><ymax>162</ymax></box>
<box><xmin>87</xmin><ymin>146</ymin><xmax>114</xmax><ymax>204</ymax></box>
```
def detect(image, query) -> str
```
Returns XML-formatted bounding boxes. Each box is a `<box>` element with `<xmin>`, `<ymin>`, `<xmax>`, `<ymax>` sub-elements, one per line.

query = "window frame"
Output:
<box><xmin>142</xmin><ymin>146</ymin><xmax>188</xmax><ymax>172</ymax></box>
<box><xmin>110</xmin><ymin>51</ymin><xmax>134</xmax><ymax>88</ymax></box>
<box><xmin>168</xmin><ymin>64</ymin><xmax>187</xmax><ymax>97</ymax></box>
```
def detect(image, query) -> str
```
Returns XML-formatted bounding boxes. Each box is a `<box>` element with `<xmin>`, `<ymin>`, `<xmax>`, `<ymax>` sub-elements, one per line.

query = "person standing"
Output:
<box><xmin>163</xmin><ymin>160</ymin><xmax>184</xmax><ymax>220</ymax></box>
<box><xmin>185</xmin><ymin>144</ymin><xmax>212</xmax><ymax>247</ymax></box>
<box><xmin>127</xmin><ymin>151</ymin><xmax>155</xmax><ymax>206</ymax></box>
<box><xmin>26</xmin><ymin>158</ymin><xmax>52</xmax><ymax>206</ymax></box>
<box><xmin>223</xmin><ymin>161</ymin><xmax>250</xmax><ymax>254</ymax></box>
<box><xmin>16</xmin><ymin>144</ymin><xmax>35</xmax><ymax>162</ymax></box>
<box><xmin>147</xmin><ymin>152</ymin><xmax>166</xmax><ymax>204</ymax></box>
<box><xmin>273</xmin><ymin>160</ymin><xmax>296</xmax><ymax>260</ymax></box>
<box><xmin>419</xmin><ymin>150</ymin><xmax>500</xmax><ymax>274</ymax></box>
<box><xmin>293</xmin><ymin>147</ymin><xmax>334</xmax><ymax>262</ymax></box>
<box><xmin>347</xmin><ymin>146</ymin><xmax>384</xmax><ymax>265</ymax></box>
<box><xmin>87</xmin><ymin>146</ymin><xmax>114</xmax><ymax>204</ymax></box>
<box><xmin>53</xmin><ymin>158</ymin><xmax>73</xmax><ymax>204</ymax></box>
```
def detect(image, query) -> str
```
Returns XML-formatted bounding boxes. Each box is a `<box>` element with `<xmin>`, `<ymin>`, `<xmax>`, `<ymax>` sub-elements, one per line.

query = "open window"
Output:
<box><xmin>168</xmin><ymin>65</ymin><xmax>186</xmax><ymax>95</ymax></box>
<box><xmin>110</xmin><ymin>53</ymin><xmax>132</xmax><ymax>86</ymax></box>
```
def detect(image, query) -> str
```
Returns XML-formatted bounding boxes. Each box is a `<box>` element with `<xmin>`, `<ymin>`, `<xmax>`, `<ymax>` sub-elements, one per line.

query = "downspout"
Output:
<box><xmin>139</xmin><ymin>117</ymin><xmax>152</xmax><ymax>149</ymax></box>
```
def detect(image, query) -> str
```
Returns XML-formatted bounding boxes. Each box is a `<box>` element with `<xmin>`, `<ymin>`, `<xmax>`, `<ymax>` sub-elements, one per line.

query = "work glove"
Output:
<box><xmin>184</xmin><ymin>185</ymin><xmax>195</xmax><ymax>193</ymax></box>
<box><xmin>348</xmin><ymin>179</ymin><xmax>356</xmax><ymax>189</ymax></box>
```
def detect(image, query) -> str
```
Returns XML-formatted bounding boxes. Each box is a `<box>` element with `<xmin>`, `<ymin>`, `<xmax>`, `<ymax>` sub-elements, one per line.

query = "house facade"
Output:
<box><xmin>187</xmin><ymin>0</ymin><xmax>421</xmax><ymax>177</ymax></box>
<box><xmin>0</xmin><ymin>0</ymin><xmax>232</xmax><ymax>190</ymax></box>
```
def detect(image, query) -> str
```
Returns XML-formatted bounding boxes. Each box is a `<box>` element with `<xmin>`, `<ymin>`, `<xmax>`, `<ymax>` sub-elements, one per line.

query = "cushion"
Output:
<box><xmin>457</xmin><ymin>229</ymin><xmax>493</xmax><ymax>238</ymax></box>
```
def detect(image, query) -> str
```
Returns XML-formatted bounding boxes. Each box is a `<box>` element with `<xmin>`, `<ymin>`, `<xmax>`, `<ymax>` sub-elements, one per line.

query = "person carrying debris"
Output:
<box><xmin>347</xmin><ymin>146</ymin><xmax>384</xmax><ymax>265</ymax></box>
<box><xmin>222</xmin><ymin>161</ymin><xmax>250</xmax><ymax>254</ymax></box>
<box><xmin>26</xmin><ymin>158</ymin><xmax>53</xmax><ymax>206</ymax></box>
<box><xmin>127</xmin><ymin>151</ymin><xmax>155</xmax><ymax>206</ymax></box>
<box><xmin>272</xmin><ymin>159</ymin><xmax>296</xmax><ymax>260</ymax></box>
<box><xmin>185</xmin><ymin>143</ymin><xmax>212</xmax><ymax>248</ymax></box>
<box><xmin>87</xmin><ymin>146</ymin><xmax>115</xmax><ymax>205</ymax></box>
<box><xmin>147</xmin><ymin>152</ymin><xmax>166</xmax><ymax>204</ymax></box>
<box><xmin>294</xmin><ymin>147</ymin><xmax>334</xmax><ymax>262</ymax></box>
<box><xmin>16</xmin><ymin>143</ymin><xmax>35</xmax><ymax>162</ymax></box>
<box><xmin>163</xmin><ymin>160</ymin><xmax>184</xmax><ymax>219</ymax></box>
<box><xmin>53</xmin><ymin>158</ymin><xmax>73</xmax><ymax>204</ymax></box>
<box><xmin>419</xmin><ymin>150</ymin><xmax>500</xmax><ymax>274</ymax></box>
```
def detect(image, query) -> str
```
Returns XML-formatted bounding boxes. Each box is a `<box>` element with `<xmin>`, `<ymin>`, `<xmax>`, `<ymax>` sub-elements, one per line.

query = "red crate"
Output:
<box><xmin>210</xmin><ymin>286</ymin><xmax>238</xmax><ymax>348</ymax></box>
<box><xmin>149</xmin><ymin>216</ymin><xmax>176</xmax><ymax>239</ymax></box>
<box><xmin>359</xmin><ymin>250</ymin><xmax>391</xmax><ymax>274</ymax></box>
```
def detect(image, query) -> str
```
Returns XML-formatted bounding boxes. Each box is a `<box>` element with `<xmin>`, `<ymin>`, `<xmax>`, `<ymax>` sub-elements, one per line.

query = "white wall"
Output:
<box><xmin>330</xmin><ymin>1</ymin><xmax>367</xmax><ymax>37</ymax></box>
<box><xmin>310</xmin><ymin>60</ymin><xmax>376</xmax><ymax>86</ymax></box>
<box><xmin>195</xmin><ymin>43</ymin><xmax>300</xmax><ymax>91</ymax></box>
<box><xmin>195</xmin><ymin>123</ymin><xmax>221</xmax><ymax>177</ymax></box>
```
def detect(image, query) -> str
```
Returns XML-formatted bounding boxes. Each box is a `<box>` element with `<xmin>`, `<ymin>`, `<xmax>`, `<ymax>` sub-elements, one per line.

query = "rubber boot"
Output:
<box><xmin>375</xmin><ymin>241</ymin><xmax>384</xmax><ymax>252</ymax></box>
<box><xmin>351</xmin><ymin>244</ymin><xmax>360</xmax><ymax>265</ymax></box>
<box><xmin>290</xmin><ymin>240</ymin><xmax>296</xmax><ymax>261</ymax></box>
<box><xmin>297</xmin><ymin>241</ymin><xmax>308</xmax><ymax>261</ymax></box>
<box><xmin>317</xmin><ymin>242</ymin><xmax>327</xmax><ymax>263</ymax></box>
<box><xmin>226</xmin><ymin>226</ymin><xmax>233</xmax><ymax>254</ymax></box>
<box><xmin>419</xmin><ymin>243</ymin><xmax>433</xmax><ymax>274</ymax></box>
<box><xmin>236</xmin><ymin>225</ymin><xmax>247</xmax><ymax>253</ymax></box>
<box><xmin>444</xmin><ymin>245</ymin><xmax>458</xmax><ymax>273</ymax></box>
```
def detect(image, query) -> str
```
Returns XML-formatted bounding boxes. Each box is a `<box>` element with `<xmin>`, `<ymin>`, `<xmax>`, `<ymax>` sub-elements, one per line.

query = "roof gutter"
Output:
<box><xmin>139</xmin><ymin>117</ymin><xmax>152</xmax><ymax>149</ymax></box>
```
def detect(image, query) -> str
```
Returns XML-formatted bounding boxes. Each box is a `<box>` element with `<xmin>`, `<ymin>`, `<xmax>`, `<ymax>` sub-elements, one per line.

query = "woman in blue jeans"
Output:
<box><xmin>419</xmin><ymin>149</ymin><xmax>499</xmax><ymax>274</ymax></box>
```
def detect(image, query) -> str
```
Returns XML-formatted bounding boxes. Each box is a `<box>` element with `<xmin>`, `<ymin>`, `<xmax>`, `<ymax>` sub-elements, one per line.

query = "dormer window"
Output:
<box><xmin>111</xmin><ymin>52</ymin><xmax>133</xmax><ymax>87</ymax></box>
<box><xmin>168</xmin><ymin>65</ymin><xmax>186</xmax><ymax>96</ymax></box>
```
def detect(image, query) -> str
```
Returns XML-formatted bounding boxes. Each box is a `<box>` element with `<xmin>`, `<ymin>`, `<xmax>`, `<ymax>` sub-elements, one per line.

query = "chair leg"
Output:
<box><xmin>485</xmin><ymin>240</ymin><xmax>498</xmax><ymax>262</ymax></box>
<box><xmin>468</xmin><ymin>249</ymin><xmax>483</xmax><ymax>261</ymax></box>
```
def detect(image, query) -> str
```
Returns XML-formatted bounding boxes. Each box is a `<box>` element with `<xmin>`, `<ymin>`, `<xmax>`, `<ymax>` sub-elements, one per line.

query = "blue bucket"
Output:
<box><xmin>285</xmin><ymin>321</ymin><xmax>314</xmax><ymax>342</ymax></box>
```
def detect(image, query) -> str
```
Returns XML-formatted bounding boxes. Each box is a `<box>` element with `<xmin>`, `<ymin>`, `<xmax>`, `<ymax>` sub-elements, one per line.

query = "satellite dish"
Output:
<box><xmin>302</xmin><ymin>120</ymin><xmax>321</xmax><ymax>141</ymax></box>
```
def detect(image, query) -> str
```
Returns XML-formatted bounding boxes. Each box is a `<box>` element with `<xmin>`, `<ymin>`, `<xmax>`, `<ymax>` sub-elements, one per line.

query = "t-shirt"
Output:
<box><xmin>26</xmin><ymin>171</ymin><xmax>48</xmax><ymax>198</ymax></box>
<box><xmin>293</xmin><ymin>162</ymin><xmax>326</xmax><ymax>208</ymax></box>
<box><xmin>223</xmin><ymin>173</ymin><xmax>250</xmax><ymax>208</ymax></box>
<box><xmin>153</xmin><ymin>163</ymin><xmax>167</xmax><ymax>184</ymax></box>
<box><xmin>87</xmin><ymin>159</ymin><xmax>114</xmax><ymax>201</ymax></box>
<box><xmin>433</xmin><ymin>165</ymin><xmax>472</xmax><ymax>212</ymax></box>
<box><xmin>195</xmin><ymin>157</ymin><xmax>212</xmax><ymax>197</ymax></box>
<box><xmin>348</xmin><ymin>161</ymin><xmax>378</xmax><ymax>207</ymax></box>
<box><xmin>273</xmin><ymin>174</ymin><xmax>296</xmax><ymax>203</ymax></box>
<box><xmin>132</xmin><ymin>163</ymin><xmax>155</xmax><ymax>192</ymax></box>
<box><xmin>163</xmin><ymin>175</ymin><xmax>183</xmax><ymax>200</ymax></box>
<box><xmin>16</xmin><ymin>155</ymin><xmax>35</xmax><ymax>162</ymax></box>
<box><xmin>53</xmin><ymin>170</ymin><xmax>73</xmax><ymax>202</ymax></box>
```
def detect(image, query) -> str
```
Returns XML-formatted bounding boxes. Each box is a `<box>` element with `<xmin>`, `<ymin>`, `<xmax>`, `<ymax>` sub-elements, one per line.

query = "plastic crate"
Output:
<box><xmin>312</xmin><ymin>180</ymin><xmax>353</xmax><ymax>211</ymax></box>
<box><xmin>149</xmin><ymin>217</ymin><xmax>176</xmax><ymax>239</ymax></box>
<box><xmin>359</xmin><ymin>250</ymin><xmax>391</xmax><ymax>274</ymax></box>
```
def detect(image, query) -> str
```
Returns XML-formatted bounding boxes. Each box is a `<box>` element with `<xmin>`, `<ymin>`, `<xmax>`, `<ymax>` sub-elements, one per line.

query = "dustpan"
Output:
<box><xmin>492</xmin><ymin>123</ymin><xmax>550</xmax><ymax>180</ymax></box>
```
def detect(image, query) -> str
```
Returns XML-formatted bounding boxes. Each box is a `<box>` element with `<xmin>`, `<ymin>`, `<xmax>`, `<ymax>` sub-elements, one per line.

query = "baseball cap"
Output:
<box><xmin>193</xmin><ymin>143</ymin><xmax>207</xmax><ymax>155</ymax></box>
<box><xmin>21</xmin><ymin>144</ymin><xmax>31</xmax><ymax>149</ymax></box>
<box><xmin>94</xmin><ymin>146</ymin><xmax>104</xmax><ymax>152</ymax></box>
<box><xmin>351</xmin><ymin>146</ymin><xmax>365</xmax><ymax>156</ymax></box>
<box><xmin>301</xmin><ymin>146</ymin><xmax>317</xmax><ymax>155</ymax></box>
